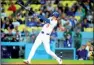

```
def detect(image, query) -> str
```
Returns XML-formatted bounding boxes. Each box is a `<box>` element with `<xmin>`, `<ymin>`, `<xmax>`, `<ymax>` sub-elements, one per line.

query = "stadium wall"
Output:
<box><xmin>1</xmin><ymin>32</ymin><xmax>93</xmax><ymax>59</ymax></box>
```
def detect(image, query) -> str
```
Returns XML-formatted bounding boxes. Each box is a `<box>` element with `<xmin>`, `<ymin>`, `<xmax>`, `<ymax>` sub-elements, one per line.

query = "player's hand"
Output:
<box><xmin>32</xmin><ymin>13</ymin><xmax>39</xmax><ymax>18</ymax></box>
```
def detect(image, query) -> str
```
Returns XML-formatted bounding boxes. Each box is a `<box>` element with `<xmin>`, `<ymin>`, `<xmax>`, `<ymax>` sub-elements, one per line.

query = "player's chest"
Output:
<box><xmin>46</xmin><ymin>20</ymin><xmax>57</xmax><ymax>28</ymax></box>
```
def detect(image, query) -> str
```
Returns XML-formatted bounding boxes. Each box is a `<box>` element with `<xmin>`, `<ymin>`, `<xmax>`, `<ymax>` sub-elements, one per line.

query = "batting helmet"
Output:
<box><xmin>52</xmin><ymin>11</ymin><xmax>60</xmax><ymax>18</ymax></box>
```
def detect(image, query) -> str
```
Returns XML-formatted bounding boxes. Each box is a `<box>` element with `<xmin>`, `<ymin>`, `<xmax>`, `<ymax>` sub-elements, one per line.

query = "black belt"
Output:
<box><xmin>41</xmin><ymin>31</ymin><xmax>50</xmax><ymax>35</ymax></box>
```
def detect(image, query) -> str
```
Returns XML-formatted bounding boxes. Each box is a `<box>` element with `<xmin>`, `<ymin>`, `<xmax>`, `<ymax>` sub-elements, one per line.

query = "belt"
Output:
<box><xmin>41</xmin><ymin>31</ymin><xmax>50</xmax><ymax>35</ymax></box>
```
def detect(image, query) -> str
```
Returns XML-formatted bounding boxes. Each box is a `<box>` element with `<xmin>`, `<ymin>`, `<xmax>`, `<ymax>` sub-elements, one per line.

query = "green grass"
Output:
<box><xmin>1</xmin><ymin>59</ymin><xmax>93</xmax><ymax>64</ymax></box>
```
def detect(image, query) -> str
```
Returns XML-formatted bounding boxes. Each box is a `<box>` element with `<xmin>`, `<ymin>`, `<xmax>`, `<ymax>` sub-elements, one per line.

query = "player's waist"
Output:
<box><xmin>41</xmin><ymin>31</ymin><xmax>51</xmax><ymax>35</ymax></box>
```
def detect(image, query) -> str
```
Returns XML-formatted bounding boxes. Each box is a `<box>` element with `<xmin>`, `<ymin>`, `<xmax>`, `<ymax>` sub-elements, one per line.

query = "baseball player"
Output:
<box><xmin>24</xmin><ymin>12</ymin><xmax>62</xmax><ymax>64</ymax></box>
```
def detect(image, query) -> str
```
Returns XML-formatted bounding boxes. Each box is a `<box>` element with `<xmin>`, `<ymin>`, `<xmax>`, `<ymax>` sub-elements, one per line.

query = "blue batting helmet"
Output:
<box><xmin>52</xmin><ymin>11</ymin><xmax>60</xmax><ymax>18</ymax></box>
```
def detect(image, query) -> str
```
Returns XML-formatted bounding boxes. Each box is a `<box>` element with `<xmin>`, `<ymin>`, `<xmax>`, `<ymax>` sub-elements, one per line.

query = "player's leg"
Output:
<box><xmin>43</xmin><ymin>35</ymin><xmax>62</xmax><ymax>64</ymax></box>
<box><xmin>24</xmin><ymin>35</ymin><xmax>42</xmax><ymax>63</ymax></box>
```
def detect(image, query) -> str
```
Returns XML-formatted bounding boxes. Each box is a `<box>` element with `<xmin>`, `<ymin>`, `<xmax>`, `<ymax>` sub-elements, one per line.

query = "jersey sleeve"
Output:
<box><xmin>38</xmin><ymin>15</ymin><xmax>50</xmax><ymax>23</ymax></box>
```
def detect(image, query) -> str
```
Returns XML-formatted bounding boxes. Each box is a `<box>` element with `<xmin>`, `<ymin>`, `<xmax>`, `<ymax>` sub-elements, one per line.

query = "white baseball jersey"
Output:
<box><xmin>26</xmin><ymin>17</ymin><xmax>62</xmax><ymax>64</ymax></box>
<box><xmin>41</xmin><ymin>17</ymin><xmax>57</xmax><ymax>34</ymax></box>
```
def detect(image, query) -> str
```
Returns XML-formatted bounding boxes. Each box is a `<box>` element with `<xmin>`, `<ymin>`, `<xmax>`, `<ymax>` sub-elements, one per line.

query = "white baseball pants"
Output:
<box><xmin>27</xmin><ymin>32</ymin><xmax>60</xmax><ymax>62</ymax></box>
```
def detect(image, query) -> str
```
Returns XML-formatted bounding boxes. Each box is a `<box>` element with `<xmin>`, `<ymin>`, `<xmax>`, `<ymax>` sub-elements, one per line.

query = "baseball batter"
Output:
<box><xmin>24</xmin><ymin>12</ymin><xmax>62</xmax><ymax>64</ymax></box>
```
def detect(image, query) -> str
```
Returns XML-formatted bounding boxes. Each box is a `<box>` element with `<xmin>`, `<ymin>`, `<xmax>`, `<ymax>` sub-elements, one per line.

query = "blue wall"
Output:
<box><xmin>25</xmin><ymin>43</ymin><xmax>54</xmax><ymax>59</ymax></box>
<box><xmin>57</xmin><ymin>32</ymin><xmax>93</xmax><ymax>45</ymax></box>
<box><xmin>1</xmin><ymin>32</ymin><xmax>93</xmax><ymax>60</ymax></box>
<box><xmin>1</xmin><ymin>42</ymin><xmax>55</xmax><ymax>59</ymax></box>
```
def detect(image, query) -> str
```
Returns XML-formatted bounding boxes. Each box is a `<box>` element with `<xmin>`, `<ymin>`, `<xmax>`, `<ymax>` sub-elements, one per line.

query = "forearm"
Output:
<box><xmin>38</xmin><ymin>15</ymin><xmax>50</xmax><ymax>23</ymax></box>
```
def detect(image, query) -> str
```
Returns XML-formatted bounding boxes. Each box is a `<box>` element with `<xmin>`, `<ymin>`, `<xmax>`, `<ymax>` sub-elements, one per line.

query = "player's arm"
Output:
<box><xmin>58</xmin><ymin>21</ymin><xmax>65</xmax><ymax>31</ymax></box>
<box><xmin>37</xmin><ymin>15</ymin><xmax>50</xmax><ymax>23</ymax></box>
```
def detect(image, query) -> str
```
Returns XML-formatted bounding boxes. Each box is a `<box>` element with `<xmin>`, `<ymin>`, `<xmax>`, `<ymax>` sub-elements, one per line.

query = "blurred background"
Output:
<box><xmin>1</xmin><ymin>0</ymin><xmax>94</xmax><ymax>61</ymax></box>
